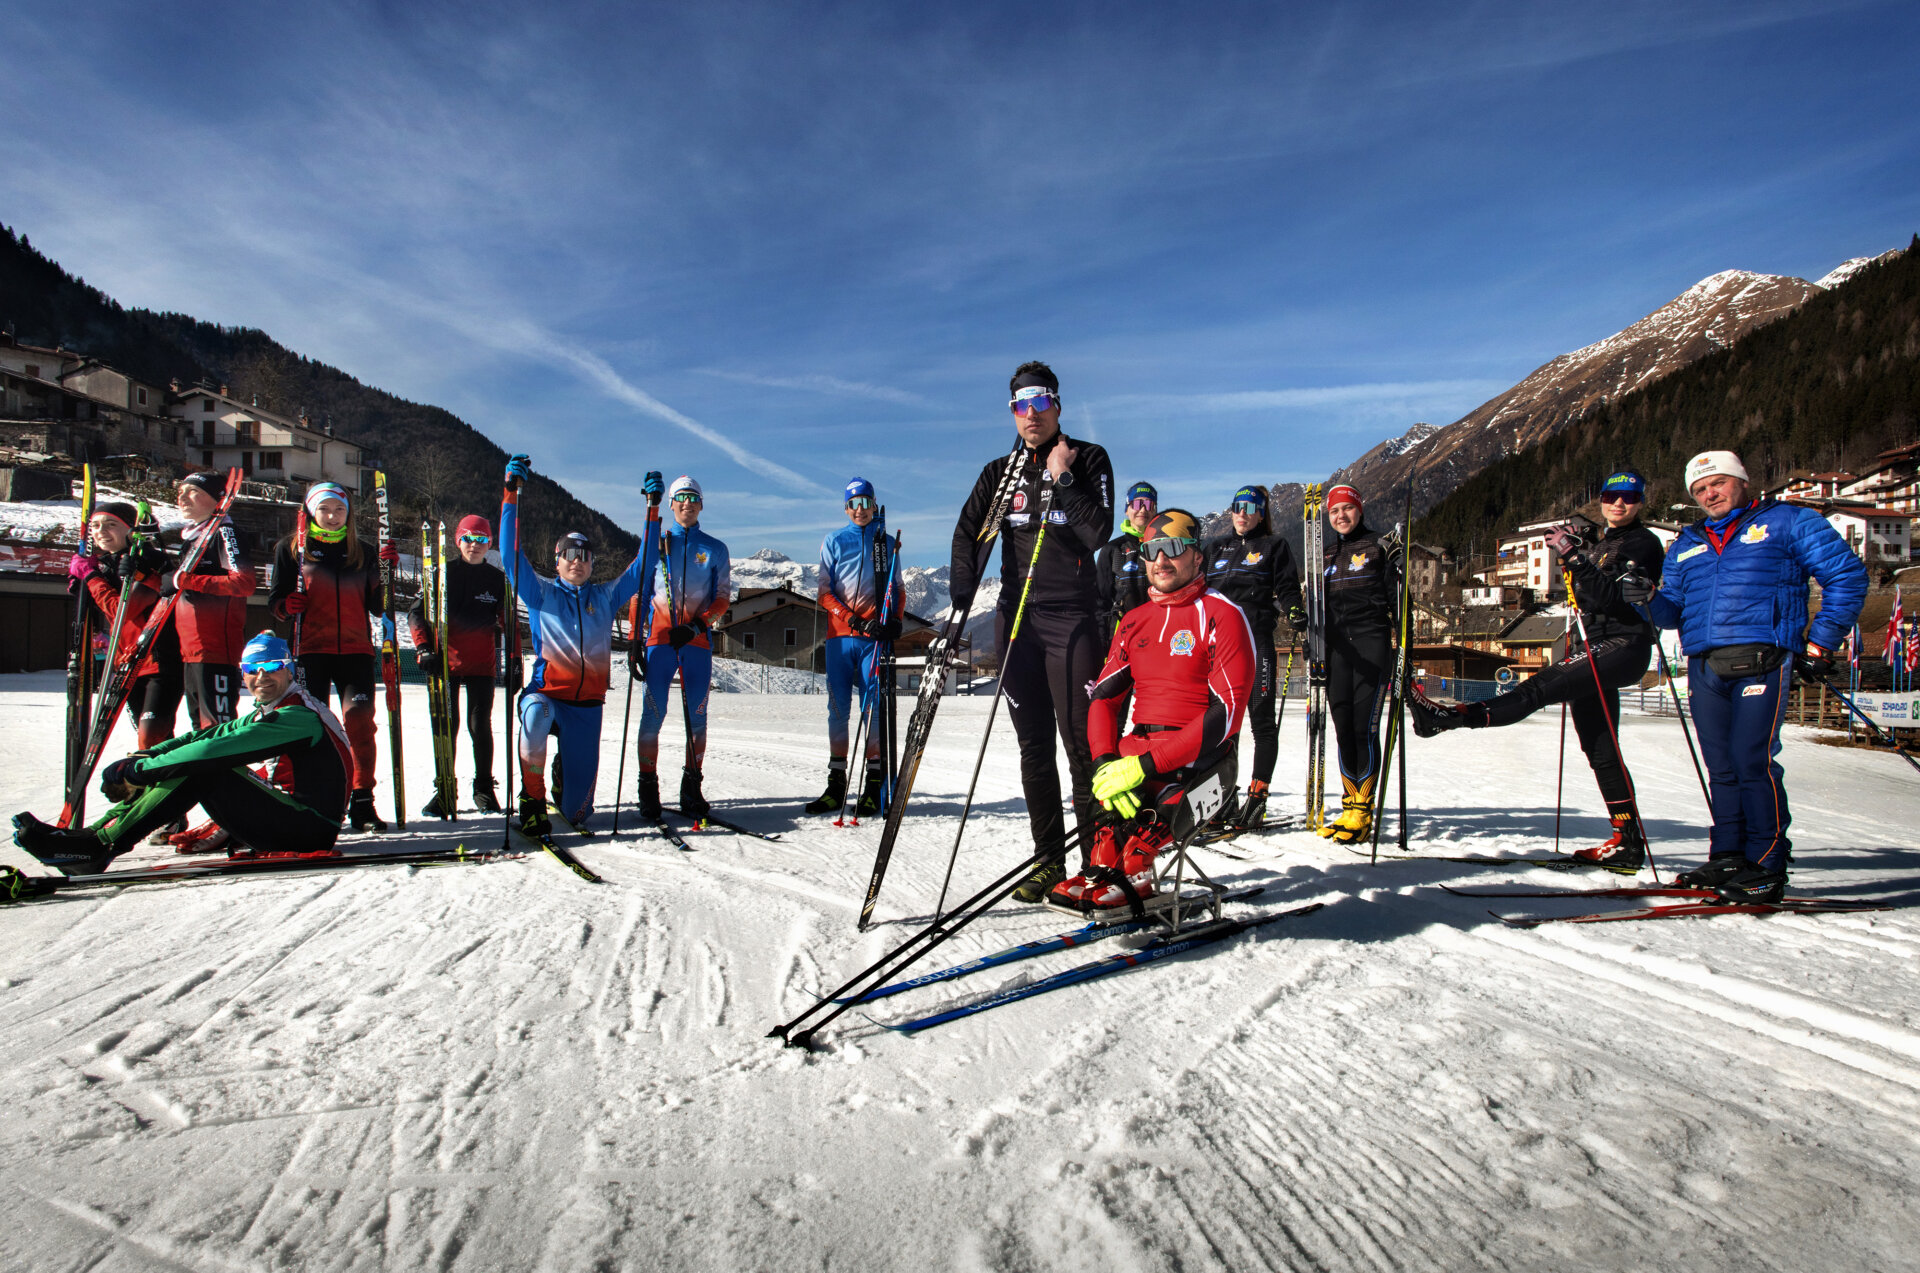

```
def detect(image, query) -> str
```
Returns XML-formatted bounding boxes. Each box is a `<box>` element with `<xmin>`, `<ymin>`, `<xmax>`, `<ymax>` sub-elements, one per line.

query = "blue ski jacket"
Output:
<box><xmin>817</xmin><ymin>520</ymin><xmax>903</xmax><ymax>639</ymax></box>
<box><xmin>1644</xmin><ymin>499</ymin><xmax>1867</xmax><ymax>654</ymax></box>
<box><xmin>499</xmin><ymin>491</ymin><xmax>648</xmax><ymax>705</ymax></box>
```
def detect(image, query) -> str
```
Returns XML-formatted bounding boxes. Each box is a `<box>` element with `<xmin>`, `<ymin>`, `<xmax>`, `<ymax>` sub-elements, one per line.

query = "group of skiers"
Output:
<box><xmin>11</xmin><ymin>361</ymin><xmax>1873</xmax><ymax>912</ymax></box>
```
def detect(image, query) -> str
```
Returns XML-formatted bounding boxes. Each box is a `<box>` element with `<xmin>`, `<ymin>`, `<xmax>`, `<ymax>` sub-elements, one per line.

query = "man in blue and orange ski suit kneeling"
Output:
<box><xmin>500</xmin><ymin>455</ymin><xmax>659</xmax><ymax>839</ymax></box>
<box><xmin>1057</xmin><ymin>508</ymin><xmax>1258</xmax><ymax>911</ymax></box>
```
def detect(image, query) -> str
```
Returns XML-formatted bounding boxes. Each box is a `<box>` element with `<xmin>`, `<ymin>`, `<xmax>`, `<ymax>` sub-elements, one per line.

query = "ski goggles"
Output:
<box><xmin>556</xmin><ymin>546</ymin><xmax>593</xmax><ymax>564</ymax></box>
<box><xmin>846</xmin><ymin>495</ymin><xmax>876</xmax><ymax>510</ymax></box>
<box><xmin>241</xmin><ymin>658</ymin><xmax>295</xmax><ymax>676</ymax></box>
<box><xmin>458</xmin><ymin>532</ymin><xmax>492</xmax><ymax>546</ymax></box>
<box><xmin>671</xmin><ymin>491</ymin><xmax>703</xmax><ymax>505</ymax></box>
<box><xmin>1230</xmin><ymin>500</ymin><xmax>1264</xmax><ymax>517</ymax></box>
<box><xmin>1138</xmin><ymin>535</ymin><xmax>1196</xmax><ymax>561</ymax></box>
<box><xmin>1010</xmin><ymin>387</ymin><xmax>1058</xmax><ymax>416</ymax></box>
<box><xmin>1598</xmin><ymin>490</ymin><xmax>1642</xmax><ymax>505</ymax></box>
<box><xmin>1127</xmin><ymin>496</ymin><xmax>1157</xmax><ymax>512</ymax></box>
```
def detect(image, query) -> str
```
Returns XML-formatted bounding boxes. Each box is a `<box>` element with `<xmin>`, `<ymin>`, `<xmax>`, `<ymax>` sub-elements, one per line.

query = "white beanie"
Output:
<box><xmin>668</xmin><ymin>475</ymin><xmax>702</xmax><ymax>501</ymax></box>
<box><xmin>1684</xmin><ymin>450</ymin><xmax>1748</xmax><ymax>492</ymax></box>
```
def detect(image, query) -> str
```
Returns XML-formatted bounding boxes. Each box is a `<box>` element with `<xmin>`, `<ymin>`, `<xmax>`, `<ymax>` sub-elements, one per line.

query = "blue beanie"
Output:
<box><xmin>1601</xmin><ymin>470</ymin><xmax>1646</xmax><ymax>500</ymax></box>
<box><xmin>241</xmin><ymin>631</ymin><xmax>292</xmax><ymax>669</ymax></box>
<box><xmin>1231</xmin><ymin>484</ymin><xmax>1268</xmax><ymax>512</ymax></box>
<box><xmin>845</xmin><ymin>477</ymin><xmax>875</xmax><ymax>503</ymax></box>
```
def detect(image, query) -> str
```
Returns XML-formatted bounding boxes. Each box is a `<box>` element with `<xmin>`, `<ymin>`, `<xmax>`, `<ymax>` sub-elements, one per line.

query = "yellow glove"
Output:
<box><xmin>1092</xmin><ymin>756</ymin><xmax>1146</xmax><ymax>818</ymax></box>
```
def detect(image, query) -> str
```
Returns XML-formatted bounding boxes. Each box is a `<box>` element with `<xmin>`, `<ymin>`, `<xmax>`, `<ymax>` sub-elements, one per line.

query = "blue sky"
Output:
<box><xmin>5</xmin><ymin>1</ymin><xmax>1916</xmax><ymax>565</ymax></box>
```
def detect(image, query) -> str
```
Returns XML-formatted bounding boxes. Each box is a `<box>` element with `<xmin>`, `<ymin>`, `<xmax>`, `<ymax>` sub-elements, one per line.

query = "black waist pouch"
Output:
<box><xmin>1703</xmin><ymin>643</ymin><xmax>1787</xmax><ymax>679</ymax></box>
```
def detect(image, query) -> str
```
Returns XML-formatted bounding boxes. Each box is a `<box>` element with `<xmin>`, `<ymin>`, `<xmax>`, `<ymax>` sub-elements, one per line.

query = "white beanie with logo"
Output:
<box><xmin>1684</xmin><ymin>450</ymin><xmax>1748</xmax><ymax>493</ymax></box>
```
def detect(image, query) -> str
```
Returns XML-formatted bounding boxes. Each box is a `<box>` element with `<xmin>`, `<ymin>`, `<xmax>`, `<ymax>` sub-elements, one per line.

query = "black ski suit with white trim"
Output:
<box><xmin>950</xmin><ymin>432</ymin><xmax>1115</xmax><ymax>864</ymax></box>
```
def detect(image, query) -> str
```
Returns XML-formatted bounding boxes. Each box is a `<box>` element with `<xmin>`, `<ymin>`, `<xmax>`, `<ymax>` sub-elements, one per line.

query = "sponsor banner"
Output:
<box><xmin>1851</xmin><ymin>692</ymin><xmax>1920</xmax><ymax>729</ymax></box>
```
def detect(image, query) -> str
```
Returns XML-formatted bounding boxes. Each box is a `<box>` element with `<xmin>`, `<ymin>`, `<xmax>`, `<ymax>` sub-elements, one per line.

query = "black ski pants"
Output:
<box><xmin>1247</xmin><ymin>639</ymin><xmax>1280</xmax><ymax>787</ymax></box>
<box><xmin>94</xmin><ymin>767</ymin><xmax>340</xmax><ymax>856</ymax></box>
<box><xmin>184</xmin><ymin>662</ymin><xmax>239</xmax><ymax>729</ymax></box>
<box><xmin>1474</xmin><ymin>634</ymin><xmax>1650</xmax><ymax>807</ymax></box>
<box><xmin>449</xmin><ymin>674</ymin><xmax>497</xmax><ymax>782</ymax></box>
<box><xmin>127</xmin><ymin>671</ymin><xmax>183</xmax><ymax>749</ymax></box>
<box><xmin>997</xmin><ymin>602</ymin><xmax>1099</xmax><ymax>865</ymax></box>
<box><xmin>1327</xmin><ymin>628</ymin><xmax>1392</xmax><ymax>788</ymax></box>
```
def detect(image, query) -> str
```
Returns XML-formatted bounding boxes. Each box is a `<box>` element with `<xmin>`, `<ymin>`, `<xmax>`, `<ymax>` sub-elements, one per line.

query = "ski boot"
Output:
<box><xmin>472</xmin><ymin>779</ymin><xmax>502</xmax><ymax>814</ymax></box>
<box><xmin>11</xmin><ymin>813</ymin><xmax>113</xmax><ymax>875</ymax></box>
<box><xmin>147</xmin><ymin>815</ymin><xmax>188</xmax><ymax>846</ymax></box>
<box><xmin>1714</xmin><ymin>861</ymin><xmax>1787</xmax><ymax>904</ymax></box>
<box><xmin>638</xmin><ymin>770</ymin><xmax>662</xmax><ymax>821</ymax></box>
<box><xmin>1407</xmin><ymin>684</ymin><xmax>1466</xmax><ymax>737</ymax></box>
<box><xmin>170</xmin><ymin>819</ymin><xmax>232</xmax><ymax>855</ymax></box>
<box><xmin>855</xmin><ymin>763</ymin><xmax>886</xmax><ymax>817</ymax></box>
<box><xmin>1049</xmin><ymin>824</ymin><xmax>1115</xmax><ymax>909</ymax></box>
<box><xmin>1011</xmin><ymin>857</ymin><xmax>1067</xmax><ymax>904</ymax></box>
<box><xmin>1085</xmin><ymin>821</ymin><xmax>1172</xmax><ymax>910</ymax></box>
<box><xmin>1572</xmin><ymin>803</ymin><xmax>1646</xmax><ymax>871</ymax></box>
<box><xmin>421</xmin><ymin>787</ymin><xmax>455</xmax><ymax>818</ymax></box>
<box><xmin>679</xmin><ymin>767</ymin><xmax>710</xmax><ymax>822</ymax></box>
<box><xmin>804</xmin><ymin>764</ymin><xmax>846</xmax><ymax>816</ymax></box>
<box><xmin>1674</xmin><ymin>855</ymin><xmax>1748</xmax><ymax>890</ymax></box>
<box><xmin>348</xmin><ymin>789</ymin><xmax>387</xmax><ymax>832</ymax></box>
<box><xmin>516</xmin><ymin>794</ymin><xmax>552</xmax><ymax>839</ymax></box>
<box><xmin>1207</xmin><ymin>788</ymin><xmax>1241</xmax><ymax>832</ymax></box>
<box><xmin>1237</xmin><ymin>780</ymin><xmax>1270</xmax><ymax>829</ymax></box>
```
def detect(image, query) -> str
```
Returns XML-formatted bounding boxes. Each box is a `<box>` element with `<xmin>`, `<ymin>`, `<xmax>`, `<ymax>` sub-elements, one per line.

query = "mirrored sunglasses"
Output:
<box><xmin>241</xmin><ymin>659</ymin><xmax>295</xmax><ymax>675</ymax></box>
<box><xmin>847</xmin><ymin>496</ymin><xmax>876</xmax><ymax>511</ymax></box>
<box><xmin>1009</xmin><ymin>388</ymin><xmax>1058</xmax><ymax>417</ymax></box>
<box><xmin>671</xmin><ymin>492</ymin><xmax>702</xmax><ymax>504</ymax></box>
<box><xmin>1598</xmin><ymin>492</ymin><xmax>1642</xmax><ymax>504</ymax></box>
<box><xmin>1231</xmin><ymin>501</ymin><xmax>1264</xmax><ymax>517</ymax></box>
<box><xmin>1127</xmin><ymin>497</ymin><xmax>1156</xmax><ymax>512</ymax></box>
<box><xmin>458</xmin><ymin>533</ymin><xmax>492</xmax><ymax>546</ymax></box>
<box><xmin>557</xmin><ymin>547</ymin><xmax>593</xmax><ymax>564</ymax></box>
<box><xmin>1139</xmin><ymin>536</ymin><xmax>1194</xmax><ymax>561</ymax></box>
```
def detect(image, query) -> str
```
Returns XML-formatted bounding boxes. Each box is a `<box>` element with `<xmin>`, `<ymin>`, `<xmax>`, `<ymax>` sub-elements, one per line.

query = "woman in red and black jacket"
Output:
<box><xmin>68</xmin><ymin>500</ymin><xmax>176</xmax><ymax>749</ymax></box>
<box><xmin>268</xmin><ymin>482</ymin><xmax>390</xmax><ymax>832</ymax></box>
<box><xmin>168</xmin><ymin>470</ymin><xmax>257</xmax><ymax>729</ymax></box>
<box><xmin>406</xmin><ymin>513</ymin><xmax>514</xmax><ymax>814</ymax></box>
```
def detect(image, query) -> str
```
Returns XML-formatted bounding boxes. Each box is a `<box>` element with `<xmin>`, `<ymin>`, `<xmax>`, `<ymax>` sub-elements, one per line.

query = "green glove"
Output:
<box><xmin>1092</xmin><ymin>755</ymin><xmax>1147</xmax><ymax>816</ymax></box>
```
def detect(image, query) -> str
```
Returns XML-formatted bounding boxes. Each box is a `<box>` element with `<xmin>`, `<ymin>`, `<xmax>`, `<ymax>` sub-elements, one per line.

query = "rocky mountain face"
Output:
<box><xmin>1330</xmin><ymin>254</ymin><xmax>1900</xmax><ymax>528</ymax></box>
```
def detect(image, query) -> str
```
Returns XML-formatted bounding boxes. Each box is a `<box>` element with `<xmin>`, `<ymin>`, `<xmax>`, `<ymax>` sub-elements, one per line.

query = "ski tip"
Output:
<box><xmin>1492</xmin><ymin>909</ymin><xmax>1542</xmax><ymax>928</ymax></box>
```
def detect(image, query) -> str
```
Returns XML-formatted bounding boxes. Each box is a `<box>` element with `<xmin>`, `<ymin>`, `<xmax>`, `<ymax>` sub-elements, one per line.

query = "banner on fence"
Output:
<box><xmin>1851</xmin><ymin>692</ymin><xmax>1920</xmax><ymax>729</ymax></box>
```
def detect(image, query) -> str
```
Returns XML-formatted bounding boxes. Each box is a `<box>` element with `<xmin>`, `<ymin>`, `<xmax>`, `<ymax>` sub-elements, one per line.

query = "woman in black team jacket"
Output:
<box><xmin>1317</xmin><ymin>484</ymin><xmax>1399</xmax><ymax>844</ymax></box>
<box><xmin>1409</xmin><ymin>469</ymin><xmax>1666</xmax><ymax>867</ymax></box>
<box><xmin>950</xmin><ymin>361</ymin><xmax>1115</xmax><ymax>903</ymax></box>
<box><xmin>1203</xmin><ymin>484</ymin><xmax>1302</xmax><ymax>826</ymax></box>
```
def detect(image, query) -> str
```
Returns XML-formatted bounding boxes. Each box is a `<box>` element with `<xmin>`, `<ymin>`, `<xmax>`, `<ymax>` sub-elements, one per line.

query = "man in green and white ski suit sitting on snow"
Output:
<box><xmin>12</xmin><ymin>633</ymin><xmax>353</xmax><ymax>875</ymax></box>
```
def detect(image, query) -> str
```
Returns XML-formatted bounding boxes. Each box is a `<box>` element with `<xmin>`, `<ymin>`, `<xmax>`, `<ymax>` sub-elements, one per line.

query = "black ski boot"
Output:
<box><xmin>472</xmin><ymin>779</ymin><xmax>502</xmax><ymax>814</ymax></box>
<box><xmin>638</xmin><ymin>770</ymin><xmax>662</xmax><ymax>821</ymax></box>
<box><xmin>348</xmin><ymin>789</ymin><xmax>387</xmax><ymax>832</ymax></box>
<box><xmin>1407</xmin><ymin>683</ymin><xmax>1465</xmax><ymax>737</ymax></box>
<box><xmin>680</xmin><ymin>766</ymin><xmax>710</xmax><ymax>821</ymax></box>
<box><xmin>147</xmin><ymin>816</ymin><xmax>188</xmax><ymax>846</ymax></box>
<box><xmin>1011</xmin><ymin>857</ymin><xmax>1067</xmax><ymax>904</ymax></box>
<box><xmin>1714</xmin><ymin>862</ymin><xmax>1787</xmax><ymax>904</ymax></box>
<box><xmin>804</xmin><ymin>765</ymin><xmax>847</xmax><ymax>816</ymax></box>
<box><xmin>421</xmin><ymin>788</ymin><xmax>453</xmax><ymax>818</ymax></box>
<box><xmin>1674</xmin><ymin>855</ymin><xmax>1747</xmax><ymax>889</ymax></box>
<box><xmin>1572</xmin><ymin>800</ymin><xmax>1646</xmax><ymax>871</ymax></box>
<box><xmin>516</xmin><ymin>793</ymin><xmax>552</xmax><ymax>839</ymax></box>
<box><xmin>11</xmin><ymin>813</ymin><xmax>113</xmax><ymax>875</ymax></box>
<box><xmin>855</xmin><ymin>764</ymin><xmax>886</xmax><ymax>817</ymax></box>
<box><xmin>1238</xmin><ymin>780</ymin><xmax>1270</xmax><ymax>828</ymax></box>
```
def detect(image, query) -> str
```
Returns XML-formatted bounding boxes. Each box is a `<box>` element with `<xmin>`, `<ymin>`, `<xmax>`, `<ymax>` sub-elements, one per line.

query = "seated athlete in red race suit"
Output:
<box><xmin>1056</xmin><ymin>509</ymin><xmax>1258</xmax><ymax>910</ymax></box>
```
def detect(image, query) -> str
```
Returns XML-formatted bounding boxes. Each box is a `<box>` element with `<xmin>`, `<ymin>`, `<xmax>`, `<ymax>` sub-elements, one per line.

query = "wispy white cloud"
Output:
<box><xmin>690</xmin><ymin>369</ymin><xmax>931</xmax><ymax>407</ymax></box>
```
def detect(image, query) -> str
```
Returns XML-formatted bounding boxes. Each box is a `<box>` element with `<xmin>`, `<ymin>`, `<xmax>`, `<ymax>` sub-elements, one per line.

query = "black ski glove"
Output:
<box><xmin>1287</xmin><ymin>603</ymin><xmax>1308</xmax><ymax>631</ymax></box>
<box><xmin>1617</xmin><ymin>566</ymin><xmax>1653</xmax><ymax>609</ymax></box>
<box><xmin>99</xmin><ymin>755</ymin><xmax>146</xmax><ymax>802</ymax></box>
<box><xmin>668</xmin><ymin>624</ymin><xmax>699</xmax><ymax>650</ymax></box>
<box><xmin>629</xmin><ymin>639</ymin><xmax>648</xmax><ymax>676</ymax></box>
<box><xmin>876</xmin><ymin>616</ymin><xmax>903</xmax><ymax>641</ymax></box>
<box><xmin>1794</xmin><ymin>642</ymin><xmax>1834</xmax><ymax>682</ymax></box>
<box><xmin>849</xmin><ymin>614</ymin><xmax>876</xmax><ymax>638</ymax></box>
<box><xmin>415</xmin><ymin>648</ymin><xmax>440</xmax><ymax>676</ymax></box>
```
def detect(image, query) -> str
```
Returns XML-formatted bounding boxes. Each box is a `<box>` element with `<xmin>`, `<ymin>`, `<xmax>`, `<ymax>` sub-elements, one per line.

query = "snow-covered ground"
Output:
<box><xmin>2</xmin><ymin>673</ymin><xmax>1918</xmax><ymax>1271</ymax></box>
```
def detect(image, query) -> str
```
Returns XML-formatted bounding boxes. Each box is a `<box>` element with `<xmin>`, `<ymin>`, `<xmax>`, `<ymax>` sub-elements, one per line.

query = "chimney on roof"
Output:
<box><xmin>219</xmin><ymin>384</ymin><xmax>227</xmax><ymax>397</ymax></box>
<box><xmin>251</xmin><ymin>394</ymin><xmax>258</xmax><ymax>408</ymax></box>
<box><xmin>169</xmin><ymin>378</ymin><xmax>180</xmax><ymax>392</ymax></box>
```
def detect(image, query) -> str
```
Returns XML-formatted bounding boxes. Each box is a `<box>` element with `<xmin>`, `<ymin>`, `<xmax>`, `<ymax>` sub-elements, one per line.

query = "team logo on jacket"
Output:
<box><xmin>1677</xmin><ymin>545</ymin><xmax>1708</xmax><ymax>562</ymax></box>
<box><xmin>696</xmin><ymin>550</ymin><xmax>710</xmax><ymax>565</ymax></box>
<box><xmin>1244</xmin><ymin>551</ymin><xmax>1263</xmax><ymax>564</ymax></box>
<box><xmin>1047</xmin><ymin>509</ymin><xmax>1066</xmax><ymax>524</ymax></box>
<box><xmin>1169</xmin><ymin>629</ymin><xmax>1197</xmax><ymax>656</ymax></box>
<box><xmin>1012</xmin><ymin>491</ymin><xmax>1029</xmax><ymax>513</ymax></box>
<box><xmin>1122</xmin><ymin>560</ymin><xmax>1141</xmax><ymax>572</ymax></box>
<box><xmin>1349</xmin><ymin>551</ymin><xmax>1368</xmax><ymax>570</ymax></box>
<box><xmin>1741</xmin><ymin>524</ymin><xmax>1769</xmax><ymax>544</ymax></box>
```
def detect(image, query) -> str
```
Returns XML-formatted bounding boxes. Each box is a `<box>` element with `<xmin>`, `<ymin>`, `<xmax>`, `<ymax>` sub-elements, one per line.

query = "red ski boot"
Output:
<box><xmin>169</xmin><ymin>819</ymin><xmax>232</xmax><ymax>855</ymax></box>
<box><xmin>1572</xmin><ymin>805</ymin><xmax>1646</xmax><ymax>872</ymax></box>
<box><xmin>1049</xmin><ymin>824</ymin><xmax>1117</xmax><ymax>908</ymax></box>
<box><xmin>1085</xmin><ymin>822</ymin><xmax>1172</xmax><ymax>910</ymax></box>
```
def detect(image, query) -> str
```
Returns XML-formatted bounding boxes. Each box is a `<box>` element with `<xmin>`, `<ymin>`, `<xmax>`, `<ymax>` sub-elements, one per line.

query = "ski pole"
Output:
<box><xmin>500</xmin><ymin>470</ymin><xmax>522</xmax><ymax>853</ymax></box>
<box><xmin>1552</xmin><ymin>702</ymin><xmax>1567</xmax><ymax>854</ymax></box>
<box><xmin>1654</xmin><ymin>641</ymin><xmax>1711</xmax><ymax>812</ymax></box>
<box><xmin>613</xmin><ymin>611</ymin><xmax>638</xmax><ymax>834</ymax></box>
<box><xmin>1818</xmin><ymin>674</ymin><xmax>1920</xmax><ymax>776</ymax></box>
<box><xmin>612</xmin><ymin>488</ymin><xmax>663</xmax><ymax>833</ymax></box>
<box><xmin>932</xmin><ymin>473</ymin><xmax>1058</xmax><ymax>921</ymax></box>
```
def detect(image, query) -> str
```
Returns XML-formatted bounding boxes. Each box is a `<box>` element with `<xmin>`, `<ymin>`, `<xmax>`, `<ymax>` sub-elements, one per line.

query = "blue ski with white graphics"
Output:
<box><xmin>876</xmin><ymin>902</ymin><xmax>1325</xmax><ymax>1033</ymax></box>
<box><xmin>842</xmin><ymin>885</ymin><xmax>1269</xmax><ymax>1003</ymax></box>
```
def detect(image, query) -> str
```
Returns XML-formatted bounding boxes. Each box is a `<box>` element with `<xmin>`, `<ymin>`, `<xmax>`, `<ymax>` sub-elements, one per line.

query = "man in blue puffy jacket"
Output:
<box><xmin>1624</xmin><ymin>450</ymin><xmax>1867</xmax><ymax>901</ymax></box>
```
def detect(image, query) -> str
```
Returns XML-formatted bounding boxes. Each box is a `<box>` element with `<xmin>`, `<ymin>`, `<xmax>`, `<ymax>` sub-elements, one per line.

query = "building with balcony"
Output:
<box><xmin>167</xmin><ymin>388</ymin><xmax>374</xmax><ymax>497</ymax></box>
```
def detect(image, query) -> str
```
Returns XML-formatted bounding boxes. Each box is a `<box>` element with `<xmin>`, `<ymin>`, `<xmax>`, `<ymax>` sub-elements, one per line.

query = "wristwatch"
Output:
<box><xmin>1054</xmin><ymin>468</ymin><xmax>1075</xmax><ymax>488</ymax></box>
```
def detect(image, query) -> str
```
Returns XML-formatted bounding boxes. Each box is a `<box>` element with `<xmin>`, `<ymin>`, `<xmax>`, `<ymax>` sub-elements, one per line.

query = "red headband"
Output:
<box><xmin>1325</xmin><ymin>485</ymin><xmax>1361</xmax><ymax>510</ymax></box>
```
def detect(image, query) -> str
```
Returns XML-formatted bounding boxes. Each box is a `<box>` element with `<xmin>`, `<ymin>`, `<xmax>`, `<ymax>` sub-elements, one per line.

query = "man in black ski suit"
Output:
<box><xmin>950</xmin><ymin>361</ymin><xmax>1115</xmax><ymax>903</ymax></box>
<box><xmin>1094</xmin><ymin>480</ymin><xmax>1158</xmax><ymax>641</ymax></box>
<box><xmin>1203</xmin><ymin>483</ymin><xmax>1302</xmax><ymax>826</ymax></box>
<box><xmin>1409</xmin><ymin>469</ymin><xmax>1668</xmax><ymax>869</ymax></box>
